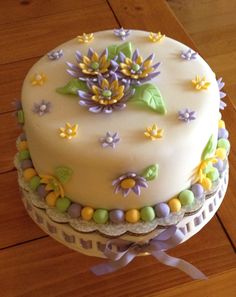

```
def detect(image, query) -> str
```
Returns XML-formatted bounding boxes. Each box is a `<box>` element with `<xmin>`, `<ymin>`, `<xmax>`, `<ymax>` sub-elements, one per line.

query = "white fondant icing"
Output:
<box><xmin>21</xmin><ymin>30</ymin><xmax>220</xmax><ymax>210</ymax></box>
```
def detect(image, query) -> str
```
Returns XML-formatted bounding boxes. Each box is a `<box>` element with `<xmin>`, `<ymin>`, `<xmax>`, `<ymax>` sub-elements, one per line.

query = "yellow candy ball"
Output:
<box><xmin>81</xmin><ymin>206</ymin><xmax>94</xmax><ymax>221</ymax></box>
<box><xmin>218</xmin><ymin>120</ymin><xmax>225</xmax><ymax>129</ymax></box>
<box><xmin>121</xmin><ymin>178</ymin><xmax>136</xmax><ymax>189</ymax></box>
<box><xmin>201</xmin><ymin>177</ymin><xmax>212</xmax><ymax>191</ymax></box>
<box><xmin>125</xmin><ymin>209</ymin><xmax>140</xmax><ymax>223</ymax></box>
<box><xmin>168</xmin><ymin>198</ymin><xmax>181</xmax><ymax>213</ymax></box>
<box><xmin>23</xmin><ymin>168</ymin><xmax>37</xmax><ymax>181</ymax></box>
<box><xmin>45</xmin><ymin>192</ymin><xmax>58</xmax><ymax>207</ymax></box>
<box><xmin>18</xmin><ymin>141</ymin><xmax>28</xmax><ymax>151</ymax></box>
<box><xmin>215</xmin><ymin>148</ymin><xmax>226</xmax><ymax>160</ymax></box>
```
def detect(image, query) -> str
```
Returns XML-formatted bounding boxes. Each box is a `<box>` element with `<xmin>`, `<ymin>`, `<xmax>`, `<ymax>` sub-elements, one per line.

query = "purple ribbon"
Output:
<box><xmin>91</xmin><ymin>226</ymin><xmax>207</xmax><ymax>280</ymax></box>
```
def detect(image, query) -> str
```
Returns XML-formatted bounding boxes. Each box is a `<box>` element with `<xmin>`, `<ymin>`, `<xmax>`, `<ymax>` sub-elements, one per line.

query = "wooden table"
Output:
<box><xmin>0</xmin><ymin>1</ymin><xmax>235</xmax><ymax>296</ymax></box>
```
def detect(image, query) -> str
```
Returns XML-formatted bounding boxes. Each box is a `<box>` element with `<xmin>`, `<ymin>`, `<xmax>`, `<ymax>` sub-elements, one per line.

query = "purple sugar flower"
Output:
<box><xmin>112</xmin><ymin>172</ymin><xmax>148</xmax><ymax>197</ymax></box>
<box><xmin>178</xmin><ymin>108</ymin><xmax>196</xmax><ymax>122</ymax></box>
<box><xmin>78</xmin><ymin>73</ymin><xmax>135</xmax><ymax>114</ymax></box>
<box><xmin>113</xmin><ymin>28</ymin><xmax>130</xmax><ymax>40</ymax></box>
<box><xmin>100</xmin><ymin>132</ymin><xmax>120</xmax><ymax>148</ymax></box>
<box><xmin>181</xmin><ymin>49</ymin><xmax>197</xmax><ymax>60</ymax></box>
<box><xmin>47</xmin><ymin>49</ymin><xmax>63</xmax><ymax>60</ymax></box>
<box><xmin>33</xmin><ymin>100</ymin><xmax>51</xmax><ymax>116</ymax></box>
<box><xmin>217</xmin><ymin>77</ymin><xmax>227</xmax><ymax>110</ymax></box>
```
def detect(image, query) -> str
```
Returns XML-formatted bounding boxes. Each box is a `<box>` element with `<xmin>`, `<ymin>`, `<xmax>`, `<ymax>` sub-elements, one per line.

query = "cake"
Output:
<box><xmin>15</xmin><ymin>29</ymin><xmax>230</xmax><ymax>277</ymax></box>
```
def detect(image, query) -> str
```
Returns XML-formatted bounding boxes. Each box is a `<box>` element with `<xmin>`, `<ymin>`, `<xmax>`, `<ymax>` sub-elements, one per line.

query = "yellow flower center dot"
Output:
<box><xmin>121</xmin><ymin>178</ymin><xmax>136</xmax><ymax>189</ymax></box>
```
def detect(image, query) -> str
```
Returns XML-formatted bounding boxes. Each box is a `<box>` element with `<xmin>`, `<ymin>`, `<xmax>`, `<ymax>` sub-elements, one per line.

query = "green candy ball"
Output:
<box><xmin>56</xmin><ymin>197</ymin><xmax>71</xmax><ymax>213</ymax></box>
<box><xmin>206</xmin><ymin>167</ymin><xmax>219</xmax><ymax>182</ymax></box>
<box><xmin>29</xmin><ymin>176</ymin><xmax>41</xmax><ymax>191</ymax></box>
<box><xmin>179</xmin><ymin>190</ymin><xmax>194</xmax><ymax>206</ymax></box>
<box><xmin>93</xmin><ymin>209</ymin><xmax>109</xmax><ymax>224</ymax></box>
<box><xmin>19</xmin><ymin>150</ymin><xmax>30</xmax><ymax>161</ymax></box>
<box><xmin>140</xmin><ymin>206</ymin><xmax>156</xmax><ymax>222</ymax></box>
<box><xmin>217</xmin><ymin>138</ymin><xmax>230</xmax><ymax>153</ymax></box>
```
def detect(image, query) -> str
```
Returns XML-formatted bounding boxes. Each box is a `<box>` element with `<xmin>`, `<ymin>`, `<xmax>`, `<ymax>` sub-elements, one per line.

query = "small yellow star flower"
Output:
<box><xmin>192</xmin><ymin>75</ymin><xmax>211</xmax><ymax>90</ymax></box>
<box><xmin>59</xmin><ymin>122</ymin><xmax>78</xmax><ymax>140</ymax></box>
<box><xmin>77</xmin><ymin>33</ymin><xmax>94</xmax><ymax>43</ymax></box>
<box><xmin>31</xmin><ymin>73</ymin><xmax>47</xmax><ymax>86</ymax></box>
<box><xmin>144</xmin><ymin>123</ymin><xmax>164</xmax><ymax>140</ymax></box>
<box><xmin>148</xmin><ymin>32</ymin><xmax>165</xmax><ymax>43</ymax></box>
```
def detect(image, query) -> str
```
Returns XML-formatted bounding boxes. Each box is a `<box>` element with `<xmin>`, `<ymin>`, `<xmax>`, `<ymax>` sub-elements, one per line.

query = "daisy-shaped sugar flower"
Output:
<box><xmin>59</xmin><ymin>122</ymin><xmax>78</xmax><ymax>140</ymax></box>
<box><xmin>113</xmin><ymin>28</ymin><xmax>130</xmax><ymax>40</ymax></box>
<box><xmin>67</xmin><ymin>48</ymin><xmax>118</xmax><ymax>82</ymax></box>
<box><xmin>100</xmin><ymin>132</ymin><xmax>120</xmax><ymax>148</ymax></box>
<box><xmin>148</xmin><ymin>32</ymin><xmax>165</xmax><ymax>43</ymax></box>
<box><xmin>31</xmin><ymin>72</ymin><xmax>47</xmax><ymax>86</ymax></box>
<box><xmin>118</xmin><ymin>49</ymin><xmax>160</xmax><ymax>85</ymax></box>
<box><xmin>39</xmin><ymin>175</ymin><xmax>64</xmax><ymax>198</ymax></box>
<box><xmin>192</xmin><ymin>75</ymin><xmax>211</xmax><ymax>90</ymax></box>
<box><xmin>178</xmin><ymin>108</ymin><xmax>196</xmax><ymax>123</ymax></box>
<box><xmin>77</xmin><ymin>33</ymin><xmax>94</xmax><ymax>43</ymax></box>
<box><xmin>32</xmin><ymin>100</ymin><xmax>51</xmax><ymax>116</ymax></box>
<box><xmin>217</xmin><ymin>77</ymin><xmax>227</xmax><ymax>110</ymax></box>
<box><xmin>47</xmin><ymin>49</ymin><xmax>63</xmax><ymax>60</ymax></box>
<box><xmin>78</xmin><ymin>73</ymin><xmax>135</xmax><ymax>114</ymax></box>
<box><xmin>112</xmin><ymin>172</ymin><xmax>148</xmax><ymax>197</ymax></box>
<box><xmin>181</xmin><ymin>49</ymin><xmax>197</xmax><ymax>61</ymax></box>
<box><xmin>144</xmin><ymin>123</ymin><xmax>164</xmax><ymax>140</ymax></box>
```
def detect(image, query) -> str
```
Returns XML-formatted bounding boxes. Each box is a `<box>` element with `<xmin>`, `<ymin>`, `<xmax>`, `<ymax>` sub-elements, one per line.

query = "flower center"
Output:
<box><xmin>120</xmin><ymin>30</ymin><xmax>126</xmax><ymax>36</ymax></box>
<box><xmin>131</xmin><ymin>63</ymin><xmax>140</xmax><ymax>72</ymax></box>
<box><xmin>35</xmin><ymin>74</ymin><xmax>42</xmax><ymax>81</ymax></box>
<box><xmin>121</xmin><ymin>178</ymin><xmax>136</xmax><ymax>189</ymax></box>
<box><xmin>184</xmin><ymin>112</ymin><xmax>190</xmax><ymax>118</ymax></box>
<box><xmin>106</xmin><ymin>136</ymin><xmax>113</xmax><ymax>143</ymax></box>
<box><xmin>66</xmin><ymin>128</ymin><xmax>73</xmax><ymax>135</ymax></box>
<box><xmin>200</xmin><ymin>81</ymin><xmax>205</xmax><ymax>87</ymax></box>
<box><xmin>102</xmin><ymin>90</ymin><xmax>112</xmax><ymax>98</ymax></box>
<box><xmin>40</xmin><ymin>104</ymin><xmax>47</xmax><ymax>111</ymax></box>
<box><xmin>90</xmin><ymin>61</ymin><xmax>100</xmax><ymax>70</ymax></box>
<box><xmin>151</xmin><ymin>129</ymin><xmax>158</xmax><ymax>136</ymax></box>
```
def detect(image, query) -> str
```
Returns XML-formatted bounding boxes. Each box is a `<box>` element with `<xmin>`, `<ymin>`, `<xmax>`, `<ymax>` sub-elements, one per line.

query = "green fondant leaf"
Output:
<box><xmin>55</xmin><ymin>166</ymin><xmax>73</xmax><ymax>184</ymax></box>
<box><xmin>56</xmin><ymin>79</ymin><xmax>88</xmax><ymax>95</ymax></box>
<box><xmin>201</xmin><ymin>135</ymin><xmax>217</xmax><ymax>160</ymax></box>
<box><xmin>130</xmin><ymin>83</ymin><xmax>167</xmax><ymax>114</ymax></box>
<box><xmin>17</xmin><ymin>110</ymin><xmax>24</xmax><ymax>124</ymax></box>
<box><xmin>142</xmin><ymin>164</ymin><xmax>159</xmax><ymax>181</ymax></box>
<box><xmin>107</xmin><ymin>41</ymin><xmax>132</xmax><ymax>60</ymax></box>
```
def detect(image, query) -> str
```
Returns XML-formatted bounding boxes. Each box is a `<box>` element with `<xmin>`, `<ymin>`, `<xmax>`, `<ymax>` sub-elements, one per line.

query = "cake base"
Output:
<box><xmin>20</xmin><ymin>168</ymin><xmax>228</xmax><ymax>258</ymax></box>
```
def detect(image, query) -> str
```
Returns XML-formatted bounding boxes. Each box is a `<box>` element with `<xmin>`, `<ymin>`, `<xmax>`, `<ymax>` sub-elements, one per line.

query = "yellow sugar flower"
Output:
<box><xmin>192</xmin><ymin>75</ymin><xmax>211</xmax><ymax>90</ymax></box>
<box><xmin>40</xmin><ymin>175</ymin><xmax>64</xmax><ymax>198</ymax></box>
<box><xmin>148</xmin><ymin>32</ymin><xmax>165</xmax><ymax>43</ymax></box>
<box><xmin>77</xmin><ymin>33</ymin><xmax>94</xmax><ymax>43</ymax></box>
<box><xmin>196</xmin><ymin>157</ymin><xmax>218</xmax><ymax>190</ymax></box>
<box><xmin>31</xmin><ymin>73</ymin><xmax>47</xmax><ymax>86</ymax></box>
<box><xmin>59</xmin><ymin>122</ymin><xmax>78</xmax><ymax>140</ymax></box>
<box><xmin>144</xmin><ymin>123</ymin><xmax>164</xmax><ymax>140</ymax></box>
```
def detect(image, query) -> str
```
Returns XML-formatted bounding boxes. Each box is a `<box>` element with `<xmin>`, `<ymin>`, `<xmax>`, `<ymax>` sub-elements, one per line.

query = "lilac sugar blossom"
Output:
<box><xmin>100</xmin><ymin>132</ymin><xmax>120</xmax><ymax>148</ymax></box>
<box><xmin>32</xmin><ymin>100</ymin><xmax>51</xmax><ymax>116</ymax></box>
<box><xmin>178</xmin><ymin>108</ymin><xmax>196</xmax><ymax>123</ymax></box>
<box><xmin>181</xmin><ymin>49</ymin><xmax>197</xmax><ymax>61</ymax></box>
<box><xmin>113</xmin><ymin>28</ymin><xmax>130</xmax><ymax>40</ymax></box>
<box><xmin>217</xmin><ymin>77</ymin><xmax>227</xmax><ymax>110</ymax></box>
<box><xmin>47</xmin><ymin>49</ymin><xmax>63</xmax><ymax>60</ymax></box>
<box><xmin>112</xmin><ymin>172</ymin><xmax>148</xmax><ymax>197</ymax></box>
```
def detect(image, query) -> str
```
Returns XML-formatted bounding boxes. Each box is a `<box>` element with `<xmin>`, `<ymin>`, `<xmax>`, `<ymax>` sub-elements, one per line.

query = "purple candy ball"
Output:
<box><xmin>20</xmin><ymin>133</ymin><xmax>27</xmax><ymax>141</ymax></box>
<box><xmin>213</xmin><ymin>158</ymin><xmax>224</xmax><ymax>172</ymax></box>
<box><xmin>109</xmin><ymin>209</ymin><xmax>125</xmax><ymax>224</ymax></box>
<box><xmin>20</xmin><ymin>159</ymin><xmax>33</xmax><ymax>170</ymax></box>
<box><xmin>218</xmin><ymin>128</ymin><xmax>229</xmax><ymax>140</ymax></box>
<box><xmin>190</xmin><ymin>183</ymin><xmax>204</xmax><ymax>198</ymax></box>
<box><xmin>37</xmin><ymin>184</ymin><xmax>48</xmax><ymax>199</ymax></box>
<box><xmin>155</xmin><ymin>203</ymin><xmax>170</xmax><ymax>218</ymax></box>
<box><xmin>68</xmin><ymin>203</ymin><xmax>81</xmax><ymax>218</ymax></box>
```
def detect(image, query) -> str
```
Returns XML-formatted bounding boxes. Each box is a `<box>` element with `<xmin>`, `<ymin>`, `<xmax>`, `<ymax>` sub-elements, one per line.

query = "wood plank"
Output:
<box><xmin>0</xmin><ymin>0</ymin><xmax>117</xmax><ymax>64</ymax></box>
<box><xmin>0</xmin><ymin>218</ymin><xmax>235</xmax><ymax>297</ymax></box>
<box><xmin>0</xmin><ymin>171</ymin><xmax>45</xmax><ymax>249</ymax></box>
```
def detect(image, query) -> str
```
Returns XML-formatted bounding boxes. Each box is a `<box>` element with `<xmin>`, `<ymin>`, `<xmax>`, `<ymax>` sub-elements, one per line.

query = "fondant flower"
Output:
<box><xmin>77</xmin><ymin>33</ymin><xmax>94</xmax><ymax>43</ymax></box>
<box><xmin>114</xmin><ymin>28</ymin><xmax>130</xmax><ymax>40</ymax></box>
<box><xmin>40</xmin><ymin>175</ymin><xmax>64</xmax><ymax>198</ymax></box>
<box><xmin>33</xmin><ymin>100</ymin><xmax>51</xmax><ymax>116</ymax></box>
<box><xmin>178</xmin><ymin>108</ymin><xmax>196</xmax><ymax>122</ymax></box>
<box><xmin>31</xmin><ymin>73</ymin><xmax>47</xmax><ymax>86</ymax></box>
<box><xmin>59</xmin><ymin>122</ymin><xmax>78</xmax><ymax>140</ymax></box>
<box><xmin>118</xmin><ymin>49</ymin><xmax>160</xmax><ymax>85</ymax></box>
<box><xmin>100</xmin><ymin>132</ymin><xmax>120</xmax><ymax>148</ymax></box>
<box><xmin>144</xmin><ymin>123</ymin><xmax>164</xmax><ymax>140</ymax></box>
<box><xmin>192</xmin><ymin>75</ymin><xmax>211</xmax><ymax>90</ymax></box>
<box><xmin>217</xmin><ymin>77</ymin><xmax>227</xmax><ymax>110</ymax></box>
<box><xmin>148</xmin><ymin>32</ymin><xmax>165</xmax><ymax>43</ymax></box>
<box><xmin>112</xmin><ymin>172</ymin><xmax>148</xmax><ymax>197</ymax></box>
<box><xmin>78</xmin><ymin>73</ymin><xmax>135</xmax><ymax>113</ymax></box>
<box><xmin>67</xmin><ymin>48</ymin><xmax>118</xmax><ymax>82</ymax></box>
<box><xmin>47</xmin><ymin>49</ymin><xmax>63</xmax><ymax>60</ymax></box>
<box><xmin>181</xmin><ymin>49</ymin><xmax>197</xmax><ymax>60</ymax></box>
<box><xmin>197</xmin><ymin>158</ymin><xmax>218</xmax><ymax>190</ymax></box>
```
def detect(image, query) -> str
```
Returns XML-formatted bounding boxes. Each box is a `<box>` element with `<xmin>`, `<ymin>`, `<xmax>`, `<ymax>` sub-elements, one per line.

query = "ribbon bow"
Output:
<box><xmin>91</xmin><ymin>226</ymin><xmax>207</xmax><ymax>280</ymax></box>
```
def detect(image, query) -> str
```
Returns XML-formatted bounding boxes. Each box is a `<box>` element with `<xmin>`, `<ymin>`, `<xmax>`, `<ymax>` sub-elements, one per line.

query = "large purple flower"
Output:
<box><xmin>67</xmin><ymin>48</ymin><xmax>118</xmax><ymax>82</ymax></box>
<box><xmin>117</xmin><ymin>49</ymin><xmax>160</xmax><ymax>85</ymax></box>
<box><xmin>112</xmin><ymin>172</ymin><xmax>148</xmax><ymax>197</ymax></box>
<box><xmin>78</xmin><ymin>73</ymin><xmax>135</xmax><ymax>114</ymax></box>
<box><xmin>217</xmin><ymin>77</ymin><xmax>227</xmax><ymax>110</ymax></box>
